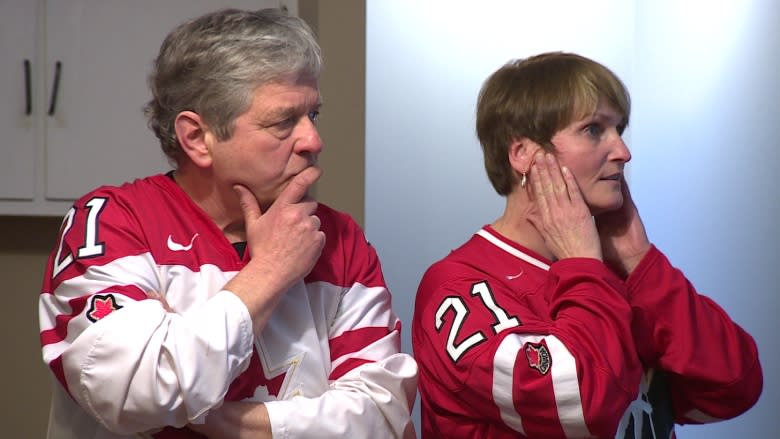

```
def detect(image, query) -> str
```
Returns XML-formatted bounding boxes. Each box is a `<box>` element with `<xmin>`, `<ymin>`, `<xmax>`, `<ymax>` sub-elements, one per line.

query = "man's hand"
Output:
<box><xmin>596</xmin><ymin>176</ymin><xmax>651</xmax><ymax>278</ymax></box>
<box><xmin>225</xmin><ymin>166</ymin><xmax>326</xmax><ymax>334</ymax></box>
<box><xmin>527</xmin><ymin>152</ymin><xmax>603</xmax><ymax>261</ymax></box>
<box><xmin>188</xmin><ymin>401</ymin><xmax>272</xmax><ymax>439</ymax></box>
<box><xmin>236</xmin><ymin>166</ymin><xmax>325</xmax><ymax>289</ymax></box>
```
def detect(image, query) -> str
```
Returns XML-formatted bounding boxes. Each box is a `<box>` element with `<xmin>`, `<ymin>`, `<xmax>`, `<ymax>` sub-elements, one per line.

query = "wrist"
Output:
<box><xmin>622</xmin><ymin>245</ymin><xmax>650</xmax><ymax>275</ymax></box>
<box><xmin>226</xmin><ymin>262</ymin><xmax>289</xmax><ymax>334</ymax></box>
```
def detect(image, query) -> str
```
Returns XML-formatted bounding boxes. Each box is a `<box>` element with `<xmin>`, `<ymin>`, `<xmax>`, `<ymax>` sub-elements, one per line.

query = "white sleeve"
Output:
<box><xmin>61</xmin><ymin>290</ymin><xmax>254</xmax><ymax>434</ymax></box>
<box><xmin>265</xmin><ymin>353</ymin><xmax>418</xmax><ymax>439</ymax></box>
<box><xmin>265</xmin><ymin>283</ymin><xmax>418</xmax><ymax>438</ymax></box>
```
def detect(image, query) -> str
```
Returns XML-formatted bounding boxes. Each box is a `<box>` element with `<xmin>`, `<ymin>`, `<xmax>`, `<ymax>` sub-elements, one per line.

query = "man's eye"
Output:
<box><xmin>271</xmin><ymin>118</ymin><xmax>295</xmax><ymax>130</ymax></box>
<box><xmin>308</xmin><ymin>110</ymin><xmax>319</xmax><ymax>122</ymax></box>
<box><xmin>261</xmin><ymin>117</ymin><xmax>296</xmax><ymax>139</ymax></box>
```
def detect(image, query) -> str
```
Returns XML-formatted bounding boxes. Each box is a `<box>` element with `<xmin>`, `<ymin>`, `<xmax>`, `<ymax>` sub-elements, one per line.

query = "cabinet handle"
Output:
<box><xmin>24</xmin><ymin>59</ymin><xmax>32</xmax><ymax>115</ymax></box>
<box><xmin>48</xmin><ymin>61</ymin><xmax>62</xmax><ymax>116</ymax></box>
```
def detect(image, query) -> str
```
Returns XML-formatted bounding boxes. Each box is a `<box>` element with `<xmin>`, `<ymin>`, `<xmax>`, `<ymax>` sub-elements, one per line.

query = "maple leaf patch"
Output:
<box><xmin>86</xmin><ymin>294</ymin><xmax>123</xmax><ymax>322</ymax></box>
<box><xmin>524</xmin><ymin>341</ymin><xmax>551</xmax><ymax>375</ymax></box>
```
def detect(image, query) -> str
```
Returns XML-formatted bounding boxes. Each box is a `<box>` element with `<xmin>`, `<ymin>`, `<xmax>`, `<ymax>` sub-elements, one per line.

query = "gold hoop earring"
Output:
<box><xmin>520</xmin><ymin>173</ymin><xmax>527</xmax><ymax>188</ymax></box>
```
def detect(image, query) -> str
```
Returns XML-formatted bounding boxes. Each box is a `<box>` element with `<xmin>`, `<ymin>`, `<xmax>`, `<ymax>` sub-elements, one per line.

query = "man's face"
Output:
<box><xmin>208</xmin><ymin>77</ymin><xmax>323</xmax><ymax>209</ymax></box>
<box><xmin>550</xmin><ymin>101</ymin><xmax>631</xmax><ymax>215</ymax></box>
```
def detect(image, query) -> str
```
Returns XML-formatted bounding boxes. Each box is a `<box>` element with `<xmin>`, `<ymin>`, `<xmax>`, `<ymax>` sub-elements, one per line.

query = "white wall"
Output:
<box><xmin>366</xmin><ymin>0</ymin><xmax>778</xmax><ymax>436</ymax></box>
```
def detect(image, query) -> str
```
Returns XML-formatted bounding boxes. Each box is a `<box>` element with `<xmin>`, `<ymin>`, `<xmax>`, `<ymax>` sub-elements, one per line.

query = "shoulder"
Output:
<box><xmin>418</xmin><ymin>235</ymin><xmax>488</xmax><ymax>291</ymax></box>
<box><xmin>72</xmin><ymin>174</ymin><xmax>173</xmax><ymax>209</ymax></box>
<box><xmin>45</xmin><ymin>175</ymin><xmax>174</xmax><ymax>284</ymax></box>
<box><xmin>59</xmin><ymin>175</ymin><xmax>181</xmax><ymax>242</ymax></box>
<box><xmin>308</xmin><ymin>203</ymin><xmax>382</xmax><ymax>287</ymax></box>
<box><xmin>315</xmin><ymin>202</ymin><xmax>360</xmax><ymax>235</ymax></box>
<box><xmin>414</xmin><ymin>235</ymin><xmax>495</xmax><ymax>314</ymax></box>
<box><xmin>315</xmin><ymin>202</ymin><xmax>371</xmax><ymax>254</ymax></box>
<box><xmin>62</xmin><ymin>175</ymin><xmax>169</xmax><ymax>227</ymax></box>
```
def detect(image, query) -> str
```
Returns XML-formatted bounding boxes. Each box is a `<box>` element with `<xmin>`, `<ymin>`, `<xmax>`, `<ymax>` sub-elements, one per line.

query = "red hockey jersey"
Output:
<box><xmin>413</xmin><ymin>226</ymin><xmax>761</xmax><ymax>439</ymax></box>
<box><xmin>39</xmin><ymin>174</ymin><xmax>416</xmax><ymax>438</ymax></box>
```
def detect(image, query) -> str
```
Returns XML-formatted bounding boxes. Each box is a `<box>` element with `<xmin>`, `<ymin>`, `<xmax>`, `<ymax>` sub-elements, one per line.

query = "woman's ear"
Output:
<box><xmin>508</xmin><ymin>137</ymin><xmax>541</xmax><ymax>175</ymax></box>
<box><xmin>174</xmin><ymin>111</ymin><xmax>213</xmax><ymax>168</ymax></box>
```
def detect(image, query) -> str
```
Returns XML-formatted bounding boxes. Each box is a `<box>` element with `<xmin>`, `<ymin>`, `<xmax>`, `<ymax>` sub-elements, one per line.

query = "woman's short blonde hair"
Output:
<box><xmin>476</xmin><ymin>52</ymin><xmax>630</xmax><ymax>195</ymax></box>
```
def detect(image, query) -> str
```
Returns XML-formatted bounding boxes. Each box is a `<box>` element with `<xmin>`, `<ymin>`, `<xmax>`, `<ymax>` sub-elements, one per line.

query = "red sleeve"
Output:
<box><xmin>625</xmin><ymin>245</ymin><xmax>762</xmax><ymax>423</ymax></box>
<box><xmin>39</xmin><ymin>191</ymin><xmax>153</xmax><ymax>390</ymax></box>
<box><xmin>413</xmin><ymin>258</ymin><xmax>642</xmax><ymax>439</ymax></box>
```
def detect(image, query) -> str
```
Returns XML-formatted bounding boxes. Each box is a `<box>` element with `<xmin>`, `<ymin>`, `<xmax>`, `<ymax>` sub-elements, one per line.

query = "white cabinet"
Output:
<box><xmin>0</xmin><ymin>0</ymin><xmax>296</xmax><ymax>216</ymax></box>
<box><xmin>0</xmin><ymin>1</ymin><xmax>39</xmax><ymax>202</ymax></box>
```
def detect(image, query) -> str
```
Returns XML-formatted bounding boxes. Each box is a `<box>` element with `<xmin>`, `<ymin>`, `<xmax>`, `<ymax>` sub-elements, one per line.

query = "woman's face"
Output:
<box><xmin>550</xmin><ymin>100</ymin><xmax>631</xmax><ymax>215</ymax></box>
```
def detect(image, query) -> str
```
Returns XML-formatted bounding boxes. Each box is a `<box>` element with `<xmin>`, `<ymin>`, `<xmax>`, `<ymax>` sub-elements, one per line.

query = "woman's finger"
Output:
<box><xmin>545</xmin><ymin>153</ymin><xmax>569</xmax><ymax>202</ymax></box>
<box><xmin>562</xmin><ymin>166</ymin><xmax>585</xmax><ymax>206</ymax></box>
<box><xmin>530</xmin><ymin>162</ymin><xmax>552</xmax><ymax>219</ymax></box>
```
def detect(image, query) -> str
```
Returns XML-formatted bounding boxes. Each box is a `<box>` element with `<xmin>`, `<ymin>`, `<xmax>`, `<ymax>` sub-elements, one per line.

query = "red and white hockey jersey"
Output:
<box><xmin>39</xmin><ymin>174</ymin><xmax>417</xmax><ymax>439</ymax></box>
<box><xmin>412</xmin><ymin>225</ymin><xmax>761</xmax><ymax>439</ymax></box>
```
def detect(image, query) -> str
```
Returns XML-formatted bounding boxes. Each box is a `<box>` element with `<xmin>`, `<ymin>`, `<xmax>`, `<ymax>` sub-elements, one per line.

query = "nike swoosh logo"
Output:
<box><xmin>506</xmin><ymin>271</ymin><xmax>524</xmax><ymax>280</ymax></box>
<box><xmin>167</xmin><ymin>233</ymin><xmax>199</xmax><ymax>252</ymax></box>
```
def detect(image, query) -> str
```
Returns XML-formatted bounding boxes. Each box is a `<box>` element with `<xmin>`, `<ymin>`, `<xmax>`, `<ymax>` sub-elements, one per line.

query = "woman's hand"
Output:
<box><xmin>595</xmin><ymin>176</ymin><xmax>651</xmax><ymax>278</ymax></box>
<box><xmin>527</xmin><ymin>152</ymin><xmax>603</xmax><ymax>261</ymax></box>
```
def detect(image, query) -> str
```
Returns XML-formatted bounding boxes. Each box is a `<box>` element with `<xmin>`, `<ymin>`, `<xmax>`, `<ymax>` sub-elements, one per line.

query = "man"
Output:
<box><xmin>39</xmin><ymin>8</ymin><xmax>417</xmax><ymax>438</ymax></box>
<box><xmin>412</xmin><ymin>52</ymin><xmax>761</xmax><ymax>438</ymax></box>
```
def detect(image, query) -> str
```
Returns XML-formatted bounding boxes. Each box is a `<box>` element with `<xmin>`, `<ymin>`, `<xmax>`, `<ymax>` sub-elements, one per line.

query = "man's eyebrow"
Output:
<box><xmin>260</xmin><ymin>101</ymin><xmax>323</xmax><ymax>123</ymax></box>
<box><xmin>261</xmin><ymin>106</ymin><xmax>298</xmax><ymax>122</ymax></box>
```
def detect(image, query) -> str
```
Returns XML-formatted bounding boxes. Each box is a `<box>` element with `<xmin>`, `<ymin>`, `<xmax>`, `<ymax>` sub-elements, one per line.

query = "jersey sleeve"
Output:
<box><xmin>264</xmin><ymin>215</ymin><xmax>417</xmax><ymax>438</ymax></box>
<box><xmin>625</xmin><ymin>245</ymin><xmax>762</xmax><ymax>423</ymax></box>
<box><xmin>413</xmin><ymin>258</ymin><xmax>643</xmax><ymax>439</ymax></box>
<box><xmin>38</xmin><ymin>192</ymin><xmax>255</xmax><ymax>435</ymax></box>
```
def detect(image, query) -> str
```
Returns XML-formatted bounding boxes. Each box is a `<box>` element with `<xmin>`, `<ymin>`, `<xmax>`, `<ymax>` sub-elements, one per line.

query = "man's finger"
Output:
<box><xmin>274</xmin><ymin>166</ymin><xmax>322</xmax><ymax>207</ymax></box>
<box><xmin>233</xmin><ymin>184</ymin><xmax>263</xmax><ymax>221</ymax></box>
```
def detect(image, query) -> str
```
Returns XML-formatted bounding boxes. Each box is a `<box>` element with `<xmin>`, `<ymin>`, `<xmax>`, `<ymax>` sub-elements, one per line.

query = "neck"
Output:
<box><xmin>491</xmin><ymin>187</ymin><xmax>555</xmax><ymax>261</ymax></box>
<box><xmin>173</xmin><ymin>166</ymin><xmax>246</xmax><ymax>242</ymax></box>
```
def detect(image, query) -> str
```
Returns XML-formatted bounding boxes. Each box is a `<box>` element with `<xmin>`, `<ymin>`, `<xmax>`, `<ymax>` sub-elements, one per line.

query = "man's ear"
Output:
<box><xmin>508</xmin><ymin>137</ymin><xmax>541</xmax><ymax>174</ymax></box>
<box><xmin>174</xmin><ymin>111</ymin><xmax>213</xmax><ymax>168</ymax></box>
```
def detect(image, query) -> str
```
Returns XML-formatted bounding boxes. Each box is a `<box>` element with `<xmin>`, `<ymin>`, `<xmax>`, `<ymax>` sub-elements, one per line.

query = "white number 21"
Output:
<box><xmin>52</xmin><ymin>197</ymin><xmax>108</xmax><ymax>279</ymax></box>
<box><xmin>434</xmin><ymin>281</ymin><xmax>520</xmax><ymax>362</ymax></box>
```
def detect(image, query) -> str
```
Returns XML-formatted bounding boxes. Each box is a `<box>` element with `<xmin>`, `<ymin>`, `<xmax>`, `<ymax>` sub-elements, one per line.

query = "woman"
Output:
<box><xmin>412</xmin><ymin>52</ymin><xmax>762</xmax><ymax>439</ymax></box>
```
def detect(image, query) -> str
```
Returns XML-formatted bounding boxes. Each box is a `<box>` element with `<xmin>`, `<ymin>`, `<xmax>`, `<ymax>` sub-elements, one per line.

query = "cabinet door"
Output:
<box><xmin>44</xmin><ymin>0</ymin><xmax>296</xmax><ymax>200</ymax></box>
<box><xmin>0</xmin><ymin>0</ymin><xmax>39</xmax><ymax>200</ymax></box>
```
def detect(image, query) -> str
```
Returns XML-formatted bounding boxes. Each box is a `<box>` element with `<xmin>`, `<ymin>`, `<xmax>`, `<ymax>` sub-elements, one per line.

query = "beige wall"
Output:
<box><xmin>1</xmin><ymin>216</ymin><xmax>62</xmax><ymax>437</ymax></box>
<box><xmin>301</xmin><ymin>0</ymin><xmax>365</xmax><ymax>226</ymax></box>
<box><xmin>1</xmin><ymin>2</ymin><xmax>364</xmax><ymax>436</ymax></box>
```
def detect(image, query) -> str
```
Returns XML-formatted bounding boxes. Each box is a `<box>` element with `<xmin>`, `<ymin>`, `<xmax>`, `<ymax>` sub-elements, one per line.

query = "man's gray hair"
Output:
<box><xmin>144</xmin><ymin>8</ymin><xmax>322</xmax><ymax>163</ymax></box>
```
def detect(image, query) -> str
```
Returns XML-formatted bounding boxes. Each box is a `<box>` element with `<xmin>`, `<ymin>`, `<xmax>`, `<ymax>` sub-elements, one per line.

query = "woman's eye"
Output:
<box><xmin>585</xmin><ymin>123</ymin><xmax>603</xmax><ymax>137</ymax></box>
